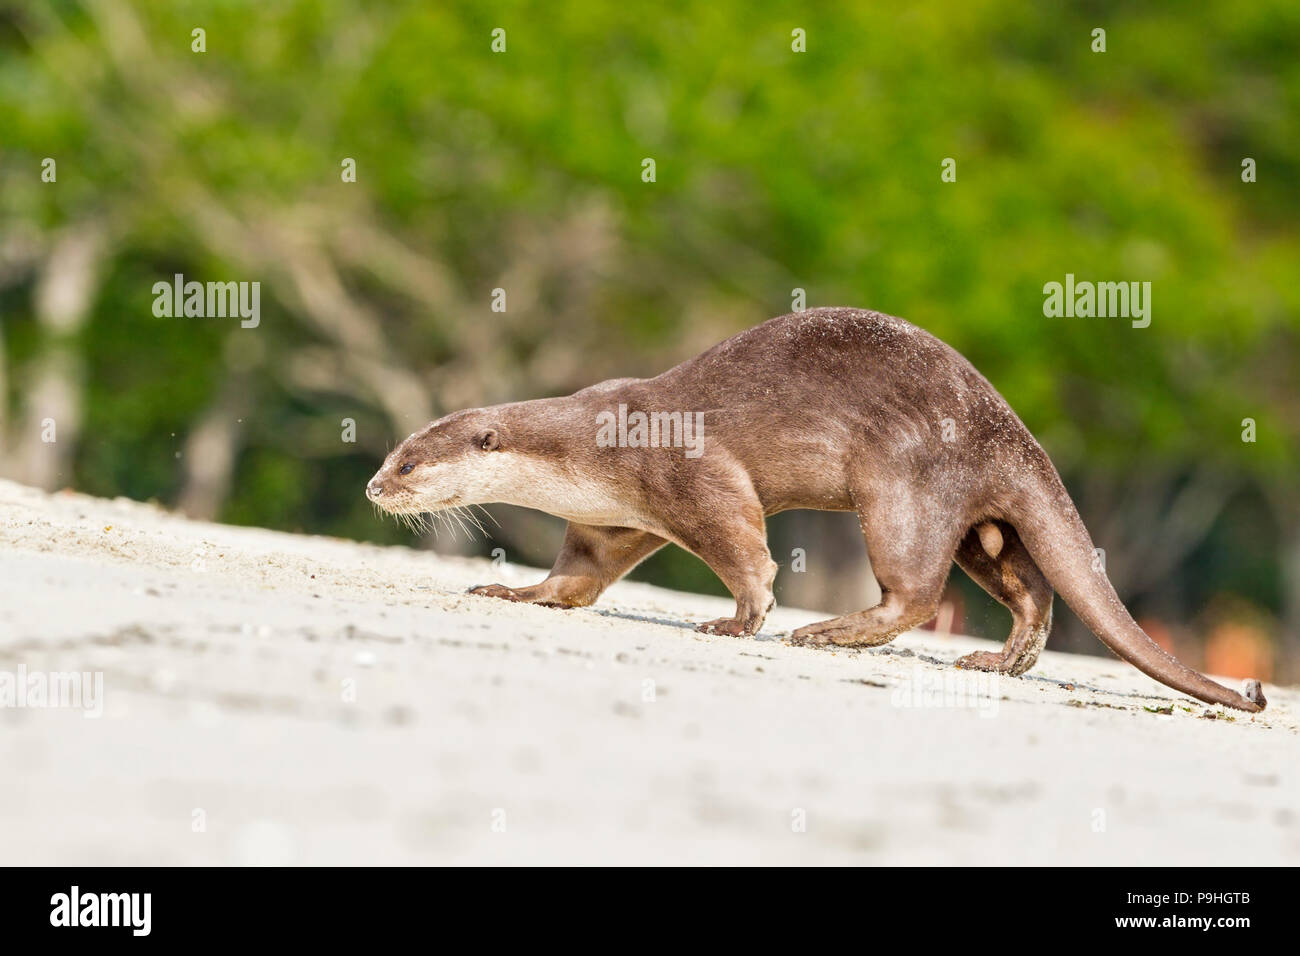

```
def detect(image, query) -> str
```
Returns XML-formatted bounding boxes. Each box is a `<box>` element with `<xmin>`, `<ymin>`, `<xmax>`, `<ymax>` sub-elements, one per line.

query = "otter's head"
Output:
<box><xmin>366</xmin><ymin>409</ymin><xmax>509</xmax><ymax>515</ymax></box>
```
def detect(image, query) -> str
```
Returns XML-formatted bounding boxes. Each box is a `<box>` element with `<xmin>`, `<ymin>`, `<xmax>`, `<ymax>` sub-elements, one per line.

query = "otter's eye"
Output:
<box><xmin>399</xmin><ymin>463</ymin><xmax>414</xmax><ymax>475</ymax></box>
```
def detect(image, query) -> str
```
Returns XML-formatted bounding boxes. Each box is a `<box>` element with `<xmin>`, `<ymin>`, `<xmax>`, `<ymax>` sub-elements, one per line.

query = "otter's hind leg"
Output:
<box><xmin>470</xmin><ymin>523</ymin><xmax>666</xmax><ymax>608</ymax></box>
<box><xmin>790</xmin><ymin>492</ymin><xmax>957</xmax><ymax>648</ymax></box>
<box><xmin>952</xmin><ymin>522</ymin><xmax>1053</xmax><ymax>676</ymax></box>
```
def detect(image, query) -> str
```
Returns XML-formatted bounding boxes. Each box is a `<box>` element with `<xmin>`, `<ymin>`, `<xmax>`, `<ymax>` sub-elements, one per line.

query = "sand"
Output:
<box><xmin>0</xmin><ymin>478</ymin><xmax>1295</xmax><ymax>865</ymax></box>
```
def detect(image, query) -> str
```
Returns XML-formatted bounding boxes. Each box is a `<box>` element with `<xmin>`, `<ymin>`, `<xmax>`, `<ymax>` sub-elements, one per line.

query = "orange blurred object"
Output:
<box><xmin>1204</xmin><ymin>621</ymin><xmax>1274</xmax><ymax>682</ymax></box>
<box><xmin>1137</xmin><ymin>616</ymin><xmax>1177</xmax><ymax>654</ymax></box>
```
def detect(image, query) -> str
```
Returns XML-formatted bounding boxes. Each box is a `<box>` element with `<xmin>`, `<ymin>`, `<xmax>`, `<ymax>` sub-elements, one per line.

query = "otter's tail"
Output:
<box><xmin>1012</xmin><ymin>469</ymin><xmax>1266</xmax><ymax>713</ymax></box>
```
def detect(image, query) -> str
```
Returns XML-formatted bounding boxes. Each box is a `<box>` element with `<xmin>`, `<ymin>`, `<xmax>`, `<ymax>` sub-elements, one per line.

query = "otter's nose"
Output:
<box><xmin>366</xmin><ymin>480</ymin><xmax>384</xmax><ymax>499</ymax></box>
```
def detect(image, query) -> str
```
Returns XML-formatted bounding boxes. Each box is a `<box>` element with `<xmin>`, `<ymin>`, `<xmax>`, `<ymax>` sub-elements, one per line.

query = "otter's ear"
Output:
<box><xmin>476</xmin><ymin>428</ymin><xmax>501</xmax><ymax>451</ymax></box>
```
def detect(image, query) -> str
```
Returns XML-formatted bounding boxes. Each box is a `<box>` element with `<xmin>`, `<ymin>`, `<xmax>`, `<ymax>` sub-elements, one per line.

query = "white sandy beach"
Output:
<box><xmin>0</xmin><ymin>478</ymin><xmax>1295</xmax><ymax>865</ymax></box>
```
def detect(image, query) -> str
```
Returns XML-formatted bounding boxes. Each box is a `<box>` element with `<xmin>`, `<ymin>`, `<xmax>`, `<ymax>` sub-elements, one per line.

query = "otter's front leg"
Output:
<box><xmin>469</xmin><ymin>523</ymin><xmax>666</xmax><ymax>608</ymax></box>
<box><xmin>665</xmin><ymin>509</ymin><xmax>777</xmax><ymax>638</ymax></box>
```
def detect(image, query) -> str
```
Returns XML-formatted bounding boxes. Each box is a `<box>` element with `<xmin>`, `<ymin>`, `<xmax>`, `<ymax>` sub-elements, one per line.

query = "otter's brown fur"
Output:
<box><xmin>368</xmin><ymin>308</ymin><xmax>1266</xmax><ymax>712</ymax></box>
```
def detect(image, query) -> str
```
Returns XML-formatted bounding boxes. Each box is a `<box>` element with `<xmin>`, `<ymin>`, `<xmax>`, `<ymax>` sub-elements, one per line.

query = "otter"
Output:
<box><xmin>367</xmin><ymin>308</ymin><xmax>1267</xmax><ymax>713</ymax></box>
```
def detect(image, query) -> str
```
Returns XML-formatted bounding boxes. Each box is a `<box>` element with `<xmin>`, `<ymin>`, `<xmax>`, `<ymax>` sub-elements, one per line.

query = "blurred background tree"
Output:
<box><xmin>1</xmin><ymin>1</ymin><xmax>1296</xmax><ymax>677</ymax></box>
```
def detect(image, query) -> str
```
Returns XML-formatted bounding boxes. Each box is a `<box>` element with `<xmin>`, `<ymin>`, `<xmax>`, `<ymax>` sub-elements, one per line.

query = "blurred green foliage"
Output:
<box><xmin>1</xmin><ymin>1</ymin><xmax>1297</xmax><ymax>665</ymax></box>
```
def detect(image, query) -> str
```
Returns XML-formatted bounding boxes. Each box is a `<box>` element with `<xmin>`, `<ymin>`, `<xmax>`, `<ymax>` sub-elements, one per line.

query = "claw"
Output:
<box><xmin>468</xmin><ymin>584</ymin><xmax>521</xmax><ymax>601</ymax></box>
<box><xmin>696</xmin><ymin>617</ymin><xmax>752</xmax><ymax>637</ymax></box>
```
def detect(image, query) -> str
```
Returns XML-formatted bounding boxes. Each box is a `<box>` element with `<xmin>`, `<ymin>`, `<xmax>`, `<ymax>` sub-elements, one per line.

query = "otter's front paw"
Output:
<box><xmin>468</xmin><ymin>583</ymin><xmax>576</xmax><ymax>609</ymax></box>
<box><xmin>468</xmin><ymin>583</ymin><xmax>525</xmax><ymax>602</ymax></box>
